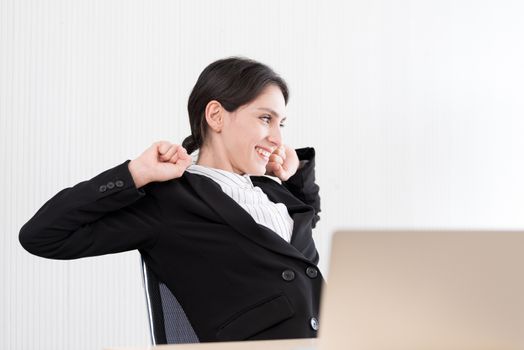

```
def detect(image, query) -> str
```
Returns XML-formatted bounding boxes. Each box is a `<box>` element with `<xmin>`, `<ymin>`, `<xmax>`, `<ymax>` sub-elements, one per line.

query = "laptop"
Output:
<box><xmin>318</xmin><ymin>230</ymin><xmax>524</xmax><ymax>350</ymax></box>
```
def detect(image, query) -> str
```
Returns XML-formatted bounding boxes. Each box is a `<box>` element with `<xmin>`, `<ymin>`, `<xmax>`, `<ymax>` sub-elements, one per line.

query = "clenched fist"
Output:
<box><xmin>265</xmin><ymin>144</ymin><xmax>299</xmax><ymax>182</ymax></box>
<box><xmin>128</xmin><ymin>141</ymin><xmax>192</xmax><ymax>188</ymax></box>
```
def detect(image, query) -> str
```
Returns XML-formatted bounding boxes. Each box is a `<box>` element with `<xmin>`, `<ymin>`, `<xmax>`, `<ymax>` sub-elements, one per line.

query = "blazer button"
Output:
<box><xmin>115</xmin><ymin>180</ymin><xmax>124</xmax><ymax>188</ymax></box>
<box><xmin>281</xmin><ymin>270</ymin><xmax>295</xmax><ymax>282</ymax></box>
<box><xmin>99</xmin><ymin>185</ymin><xmax>107</xmax><ymax>192</ymax></box>
<box><xmin>106</xmin><ymin>181</ymin><xmax>115</xmax><ymax>189</ymax></box>
<box><xmin>310</xmin><ymin>317</ymin><xmax>319</xmax><ymax>331</ymax></box>
<box><xmin>306</xmin><ymin>266</ymin><xmax>318</xmax><ymax>279</ymax></box>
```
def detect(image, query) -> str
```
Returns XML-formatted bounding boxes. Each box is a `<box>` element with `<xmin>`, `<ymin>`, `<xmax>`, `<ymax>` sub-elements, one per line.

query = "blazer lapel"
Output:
<box><xmin>252</xmin><ymin>178</ymin><xmax>317</xmax><ymax>258</ymax></box>
<box><xmin>184</xmin><ymin>173</ymin><xmax>314</xmax><ymax>263</ymax></box>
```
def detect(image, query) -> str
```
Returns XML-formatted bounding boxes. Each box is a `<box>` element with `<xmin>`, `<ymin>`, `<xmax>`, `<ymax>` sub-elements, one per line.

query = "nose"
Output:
<box><xmin>267</xmin><ymin>123</ymin><xmax>282</xmax><ymax>147</ymax></box>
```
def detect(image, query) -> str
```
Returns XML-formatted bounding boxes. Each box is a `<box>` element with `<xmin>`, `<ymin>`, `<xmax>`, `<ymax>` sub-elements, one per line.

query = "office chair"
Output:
<box><xmin>140</xmin><ymin>255</ymin><xmax>200</xmax><ymax>344</ymax></box>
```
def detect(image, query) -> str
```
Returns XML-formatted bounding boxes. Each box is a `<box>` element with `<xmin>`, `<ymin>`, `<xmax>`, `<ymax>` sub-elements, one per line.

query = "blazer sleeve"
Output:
<box><xmin>283</xmin><ymin>147</ymin><xmax>321</xmax><ymax>227</ymax></box>
<box><xmin>19</xmin><ymin>160</ymin><xmax>161</xmax><ymax>260</ymax></box>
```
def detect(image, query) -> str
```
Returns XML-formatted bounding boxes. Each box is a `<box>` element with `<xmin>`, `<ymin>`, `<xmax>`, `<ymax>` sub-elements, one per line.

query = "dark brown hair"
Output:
<box><xmin>182</xmin><ymin>57</ymin><xmax>289</xmax><ymax>154</ymax></box>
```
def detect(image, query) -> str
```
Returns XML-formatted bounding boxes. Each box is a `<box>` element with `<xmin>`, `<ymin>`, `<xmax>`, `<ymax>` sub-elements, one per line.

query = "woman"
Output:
<box><xmin>19</xmin><ymin>57</ymin><xmax>322</xmax><ymax>342</ymax></box>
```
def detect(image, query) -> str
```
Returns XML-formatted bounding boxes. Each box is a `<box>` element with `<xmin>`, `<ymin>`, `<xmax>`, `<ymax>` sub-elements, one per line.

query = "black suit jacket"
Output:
<box><xmin>19</xmin><ymin>148</ymin><xmax>322</xmax><ymax>342</ymax></box>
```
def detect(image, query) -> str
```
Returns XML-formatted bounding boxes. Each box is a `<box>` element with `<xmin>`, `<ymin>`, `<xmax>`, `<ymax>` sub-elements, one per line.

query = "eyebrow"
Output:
<box><xmin>256</xmin><ymin>107</ymin><xmax>287</xmax><ymax>122</ymax></box>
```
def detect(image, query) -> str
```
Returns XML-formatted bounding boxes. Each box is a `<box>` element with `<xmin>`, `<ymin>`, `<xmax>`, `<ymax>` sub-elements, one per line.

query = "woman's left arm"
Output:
<box><xmin>282</xmin><ymin>147</ymin><xmax>321</xmax><ymax>227</ymax></box>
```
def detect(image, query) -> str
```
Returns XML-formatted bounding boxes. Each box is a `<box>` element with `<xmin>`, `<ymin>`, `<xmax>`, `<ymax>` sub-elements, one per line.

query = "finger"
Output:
<box><xmin>271</xmin><ymin>146</ymin><xmax>284</xmax><ymax>157</ymax></box>
<box><xmin>280</xmin><ymin>150</ymin><xmax>287</xmax><ymax>161</ymax></box>
<box><xmin>177</xmin><ymin>145</ymin><xmax>188</xmax><ymax>156</ymax></box>
<box><xmin>273</xmin><ymin>166</ymin><xmax>286</xmax><ymax>180</ymax></box>
<box><xmin>172</xmin><ymin>152</ymin><xmax>192</xmax><ymax>176</ymax></box>
<box><xmin>179</xmin><ymin>155</ymin><xmax>193</xmax><ymax>169</ymax></box>
<box><xmin>160</xmin><ymin>144</ymin><xmax>178</xmax><ymax>161</ymax></box>
<box><xmin>266</xmin><ymin>161</ymin><xmax>281</xmax><ymax>174</ymax></box>
<box><xmin>269</xmin><ymin>154</ymin><xmax>284</xmax><ymax>165</ymax></box>
<box><xmin>277</xmin><ymin>146</ymin><xmax>286</xmax><ymax>158</ymax></box>
<box><xmin>172</xmin><ymin>146</ymin><xmax>191</xmax><ymax>162</ymax></box>
<box><xmin>168</xmin><ymin>152</ymin><xmax>179</xmax><ymax>164</ymax></box>
<box><xmin>268</xmin><ymin>160</ymin><xmax>291</xmax><ymax>181</ymax></box>
<box><xmin>274</xmin><ymin>164</ymin><xmax>290</xmax><ymax>180</ymax></box>
<box><xmin>171</xmin><ymin>147</ymin><xmax>193</xmax><ymax>169</ymax></box>
<box><xmin>178</xmin><ymin>147</ymin><xmax>192</xmax><ymax>162</ymax></box>
<box><xmin>157</xmin><ymin>141</ymin><xmax>172</xmax><ymax>155</ymax></box>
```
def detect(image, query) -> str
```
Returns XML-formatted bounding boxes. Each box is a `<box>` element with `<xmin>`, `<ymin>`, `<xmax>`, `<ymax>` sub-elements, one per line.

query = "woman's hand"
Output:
<box><xmin>128</xmin><ymin>141</ymin><xmax>192</xmax><ymax>188</ymax></box>
<box><xmin>265</xmin><ymin>144</ymin><xmax>299</xmax><ymax>181</ymax></box>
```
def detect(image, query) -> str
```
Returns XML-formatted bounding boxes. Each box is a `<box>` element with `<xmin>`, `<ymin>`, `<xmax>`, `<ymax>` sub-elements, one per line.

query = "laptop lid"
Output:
<box><xmin>318</xmin><ymin>230</ymin><xmax>524</xmax><ymax>350</ymax></box>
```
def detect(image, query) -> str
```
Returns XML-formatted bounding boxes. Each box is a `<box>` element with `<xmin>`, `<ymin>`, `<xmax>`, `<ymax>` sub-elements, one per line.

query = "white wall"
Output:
<box><xmin>318</xmin><ymin>0</ymin><xmax>524</xmax><ymax>232</ymax></box>
<box><xmin>1</xmin><ymin>0</ymin><xmax>523</xmax><ymax>349</ymax></box>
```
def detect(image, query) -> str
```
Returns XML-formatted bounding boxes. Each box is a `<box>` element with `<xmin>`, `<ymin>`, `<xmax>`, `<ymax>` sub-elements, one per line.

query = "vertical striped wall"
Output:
<box><xmin>1</xmin><ymin>1</ymin><xmax>524</xmax><ymax>349</ymax></box>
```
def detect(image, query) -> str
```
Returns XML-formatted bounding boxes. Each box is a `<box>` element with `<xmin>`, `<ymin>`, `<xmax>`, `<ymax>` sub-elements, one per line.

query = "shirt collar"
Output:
<box><xmin>187</xmin><ymin>164</ymin><xmax>254</xmax><ymax>189</ymax></box>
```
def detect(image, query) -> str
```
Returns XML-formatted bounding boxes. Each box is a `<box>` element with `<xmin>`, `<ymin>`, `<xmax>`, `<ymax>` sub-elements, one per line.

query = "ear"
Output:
<box><xmin>205</xmin><ymin>100</ymin><xmax>224</xmax><ymax>132</ymax></box>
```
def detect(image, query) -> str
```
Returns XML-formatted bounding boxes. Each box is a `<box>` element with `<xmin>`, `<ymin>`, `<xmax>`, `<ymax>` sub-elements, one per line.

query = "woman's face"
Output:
<box><xmin>221</xmin><ymin>84</ymin><xmax>287</xmax><ymax>175</ymax></box>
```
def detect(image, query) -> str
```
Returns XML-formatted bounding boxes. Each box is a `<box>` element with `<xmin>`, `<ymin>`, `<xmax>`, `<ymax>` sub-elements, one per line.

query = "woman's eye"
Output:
<box><xmin>260</xmin><ymin>115</ymin><xmax>271</xmax><ymax>124</ymax></box>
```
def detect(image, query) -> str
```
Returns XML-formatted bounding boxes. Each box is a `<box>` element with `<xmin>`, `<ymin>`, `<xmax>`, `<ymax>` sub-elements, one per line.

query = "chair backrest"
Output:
<box><xmin>140</xmin><ymin>256</ymin><xmax>200</xmax><ymax>344</ymax></box>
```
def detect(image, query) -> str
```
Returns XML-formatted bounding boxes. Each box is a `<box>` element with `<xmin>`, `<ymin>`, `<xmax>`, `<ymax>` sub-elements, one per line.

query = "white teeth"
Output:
<box><xmin>256</xmin><ymin>147</ymin><xmax>271</xmax><ymax>158</ymax></box>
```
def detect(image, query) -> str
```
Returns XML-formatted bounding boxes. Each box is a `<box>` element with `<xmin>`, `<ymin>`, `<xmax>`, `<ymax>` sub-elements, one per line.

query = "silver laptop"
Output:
<box><xmin>318</xmin><ymin>230</ymin><xmax>524</xmax><ymax>350</ymax></box>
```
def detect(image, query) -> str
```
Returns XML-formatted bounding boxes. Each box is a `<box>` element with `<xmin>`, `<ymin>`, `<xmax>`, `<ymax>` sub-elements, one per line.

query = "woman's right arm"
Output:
<box><xmin>19</xmin><ymin>142</ymin><xmax>191</xmax><ymax>260</ymax></box>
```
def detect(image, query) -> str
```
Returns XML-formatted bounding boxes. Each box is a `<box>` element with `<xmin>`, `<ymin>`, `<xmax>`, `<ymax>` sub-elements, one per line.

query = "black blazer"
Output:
<box><xmin>19</xmin><ymin>148</ymin><xmax>322</xmax><ymax>342</ymax></box>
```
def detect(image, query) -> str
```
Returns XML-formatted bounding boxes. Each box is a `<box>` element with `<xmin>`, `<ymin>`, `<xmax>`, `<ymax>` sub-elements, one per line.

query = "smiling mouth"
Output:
<box><xmin>255</xmin><ymin>146</ymin><xmax>271</xmax><ymax>161</ymax></box>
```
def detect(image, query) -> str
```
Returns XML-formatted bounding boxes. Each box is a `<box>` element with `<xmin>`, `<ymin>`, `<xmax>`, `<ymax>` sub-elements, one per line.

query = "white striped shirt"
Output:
<box><xmin>186</xmin><ymin>164</ymin><xmax>294</xmax><ymax>243</ymax></box>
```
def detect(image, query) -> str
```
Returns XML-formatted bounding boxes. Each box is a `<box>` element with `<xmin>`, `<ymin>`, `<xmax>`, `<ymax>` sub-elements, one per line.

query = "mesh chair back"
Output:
<box><xmin>140</xmin><ymin>256</ymin><xmax>200</xmax><ymax>344</ymax></box>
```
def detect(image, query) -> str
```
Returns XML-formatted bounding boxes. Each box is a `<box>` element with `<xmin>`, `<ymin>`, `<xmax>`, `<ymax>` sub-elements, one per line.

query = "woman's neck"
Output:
<box><xmin>196</xmin><ymin>145</ymin><xmax>235</xmax><ymax>173</ymax></box>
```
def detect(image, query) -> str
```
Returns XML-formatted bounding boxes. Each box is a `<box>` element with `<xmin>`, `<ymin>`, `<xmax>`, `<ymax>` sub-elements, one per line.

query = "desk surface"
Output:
<box><xmin>105</xmin><ymin>338</ymin><xmax>317</xmax><ymax>350</ymax></box>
